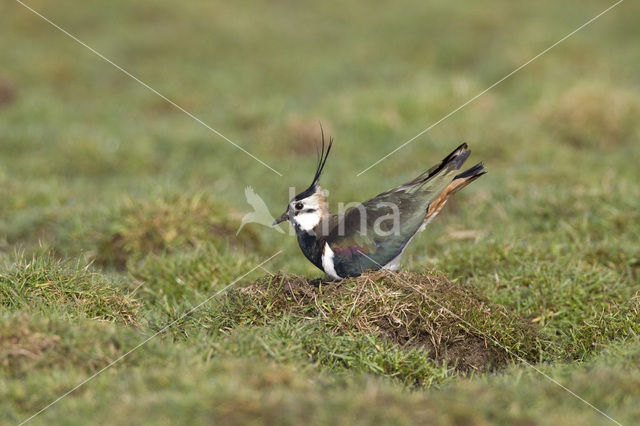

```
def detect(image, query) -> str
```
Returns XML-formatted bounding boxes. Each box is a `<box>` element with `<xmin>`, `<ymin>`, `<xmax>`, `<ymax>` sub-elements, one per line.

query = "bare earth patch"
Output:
<box><xmin>225</xmin><ymin>271</ymin><xmax>548</xmax><ymax>372</ymax></box>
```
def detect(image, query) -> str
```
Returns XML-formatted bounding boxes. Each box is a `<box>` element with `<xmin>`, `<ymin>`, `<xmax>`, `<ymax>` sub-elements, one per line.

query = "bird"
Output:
<box><xmin>237</xmin><ymin>186</ymin><xmax>285</xmax><ymax>235</ymax></box>
<box><xmin>273</xmin><ymin>133</ymin><xmax>487</xmax><ymax>280</ymax></box>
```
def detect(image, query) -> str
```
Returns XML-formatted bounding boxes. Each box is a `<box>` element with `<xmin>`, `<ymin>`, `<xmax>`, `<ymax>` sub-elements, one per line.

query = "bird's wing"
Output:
<box><xmin>323</xmin><ymin>193</ymin><xmax>426</xmax><ymax>277</ymax></box>
<box><xmin>323</xmin><ymin>143</ymin><xmax>477</xmax><ymax>277</ymax></box>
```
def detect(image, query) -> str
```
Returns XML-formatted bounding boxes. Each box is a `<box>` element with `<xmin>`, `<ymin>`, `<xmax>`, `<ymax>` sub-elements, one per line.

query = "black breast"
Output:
<box><xmin>296</xmin><ymin>231</ymin><xmax>324</xmax><ymax>271</ymax></box>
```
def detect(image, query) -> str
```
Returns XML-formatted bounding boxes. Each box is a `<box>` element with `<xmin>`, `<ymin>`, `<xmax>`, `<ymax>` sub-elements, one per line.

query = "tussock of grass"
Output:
<box><xmin>222</xmin><ymin>272</ymin><xmax>548</xmax><ymax>371</ymax></box>
<box><xmin>537</xmin><ymin>82</ymin><xmax>640</xmax><ymax>149</ymax></box>
<box><xmin>0</xmin><ymin>251</ymin><xmax>139</xmax><ymax>325</ymax></box>
<box><xmin>92</xmin><ymin>193</ymin><xmax>260</xmax><ymax>268</ymax></box>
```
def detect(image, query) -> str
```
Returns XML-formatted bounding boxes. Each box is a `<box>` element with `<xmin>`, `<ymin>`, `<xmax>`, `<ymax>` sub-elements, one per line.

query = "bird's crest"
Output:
<box><xmin>311</xmin><ymin>124</ymin><xmax>333</xmax><ymax>188</ymax></box>
<box><xmin>294</xmin><ymin>125</ymin><xmax>333</xmax><ymax>202</ymax></box>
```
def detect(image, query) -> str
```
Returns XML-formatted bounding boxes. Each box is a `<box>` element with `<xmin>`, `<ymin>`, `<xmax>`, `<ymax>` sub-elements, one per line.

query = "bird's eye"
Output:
<box><xmin>295</xmin><ymin>202</ymin><xmax>304</xmax><ymax>210</ymax></box>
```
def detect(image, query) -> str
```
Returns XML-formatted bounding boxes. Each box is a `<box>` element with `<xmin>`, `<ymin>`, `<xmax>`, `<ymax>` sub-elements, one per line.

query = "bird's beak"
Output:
<box><xmin>273</xmin><ymin>209</ymin><xmax>289</xmax><ymax>225</ymax></box>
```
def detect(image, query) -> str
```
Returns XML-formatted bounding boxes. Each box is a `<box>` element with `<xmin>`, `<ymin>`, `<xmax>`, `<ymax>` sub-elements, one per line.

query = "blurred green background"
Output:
<box><xmin>1</xmin><ymin>0</ymin><xmax>639</xmax><ymax>424</ymax></box>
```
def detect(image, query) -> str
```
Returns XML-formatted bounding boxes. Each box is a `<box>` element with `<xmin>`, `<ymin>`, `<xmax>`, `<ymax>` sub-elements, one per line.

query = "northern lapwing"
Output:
<box><xmin>273</xmin><ymin>135</ymin><xmax>486</xmax><ymax>279</ymax></box>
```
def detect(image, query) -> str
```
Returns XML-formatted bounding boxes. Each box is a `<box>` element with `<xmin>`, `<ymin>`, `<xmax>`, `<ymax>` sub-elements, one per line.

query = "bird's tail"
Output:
<box><xmin>412</xmin><ymin>143</ymin><xmax>471</xmax><ymax>188</ymax></box>
<box><xmin>424</xmin><ymin>161</ymin><xmax>487</xmax><ymax>223</ymax></box>
<box><xmin>374</xmin><ymin>143</ymin><xmax>485</xmax><ymax>224</ymax></box>
<box><xmin>388</xmin><ymin>143</ymin><xmax>470</xmax><ymax>200</ymax></box>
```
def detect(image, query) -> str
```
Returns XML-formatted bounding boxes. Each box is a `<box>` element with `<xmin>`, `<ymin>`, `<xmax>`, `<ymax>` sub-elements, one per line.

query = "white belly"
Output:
<box><xmin>322</xmin><ymin>243</ymin><xmax>342</xmax><ymax>280</ymax></box>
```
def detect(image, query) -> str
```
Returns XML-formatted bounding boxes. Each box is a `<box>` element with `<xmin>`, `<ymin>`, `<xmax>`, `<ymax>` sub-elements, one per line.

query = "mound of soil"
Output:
<box><xmin>225</xmin><ymin>272</ymin><xmax>547</xmax><ymax>372</ymax></box>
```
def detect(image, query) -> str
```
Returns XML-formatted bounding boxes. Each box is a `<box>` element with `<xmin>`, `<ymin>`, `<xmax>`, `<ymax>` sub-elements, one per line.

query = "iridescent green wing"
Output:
<box><xmin>325</xmin><ymin>143</ymin><xmax>472</xmax><ymax>277</ymax></box>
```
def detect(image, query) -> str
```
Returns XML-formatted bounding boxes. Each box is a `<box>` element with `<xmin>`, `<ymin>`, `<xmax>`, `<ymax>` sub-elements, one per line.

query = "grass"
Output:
<box><xmin>1</xmin><ymin>0</ymin><xmax>640</xmax><ymax>424</ymax></box>
<box><xmin>89</xmin><ymin>191</ymin><xmax>261</xmax><ymax>268</ymax></box>
<box><xmin>221</xmin><ymin>273</ymin><xmax>548</xmax><ymax>371</ymax></box>
<box><xmin>0</xmin><ymin>251</ymin><xmax>139</xmax><ymax>325</ymax></box>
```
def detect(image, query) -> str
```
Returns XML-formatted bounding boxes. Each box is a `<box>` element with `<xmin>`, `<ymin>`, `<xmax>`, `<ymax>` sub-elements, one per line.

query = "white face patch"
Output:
<box><xmin>289</xmin><ymin>190</ymin><xmax>327</xmax><ymax>232</ymax></box>
<box><xmin>292</xmin><ymin>210</ymin><xmax>322</xmax><ymax>231</ymax></box>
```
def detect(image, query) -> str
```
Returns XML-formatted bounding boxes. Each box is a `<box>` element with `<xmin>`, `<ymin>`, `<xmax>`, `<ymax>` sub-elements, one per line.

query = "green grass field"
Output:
<box><xmin>1</xmin><ymin>0</ymin><xmax>639</xmax><ymax>424</ymax></box>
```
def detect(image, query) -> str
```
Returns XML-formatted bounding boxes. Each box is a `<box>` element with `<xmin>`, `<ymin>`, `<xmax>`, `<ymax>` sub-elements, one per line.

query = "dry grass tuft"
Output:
<box><xmin>225</xmin><ymin>272</ymin><xmax>547</xmax><ymax>372</ymax></box>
